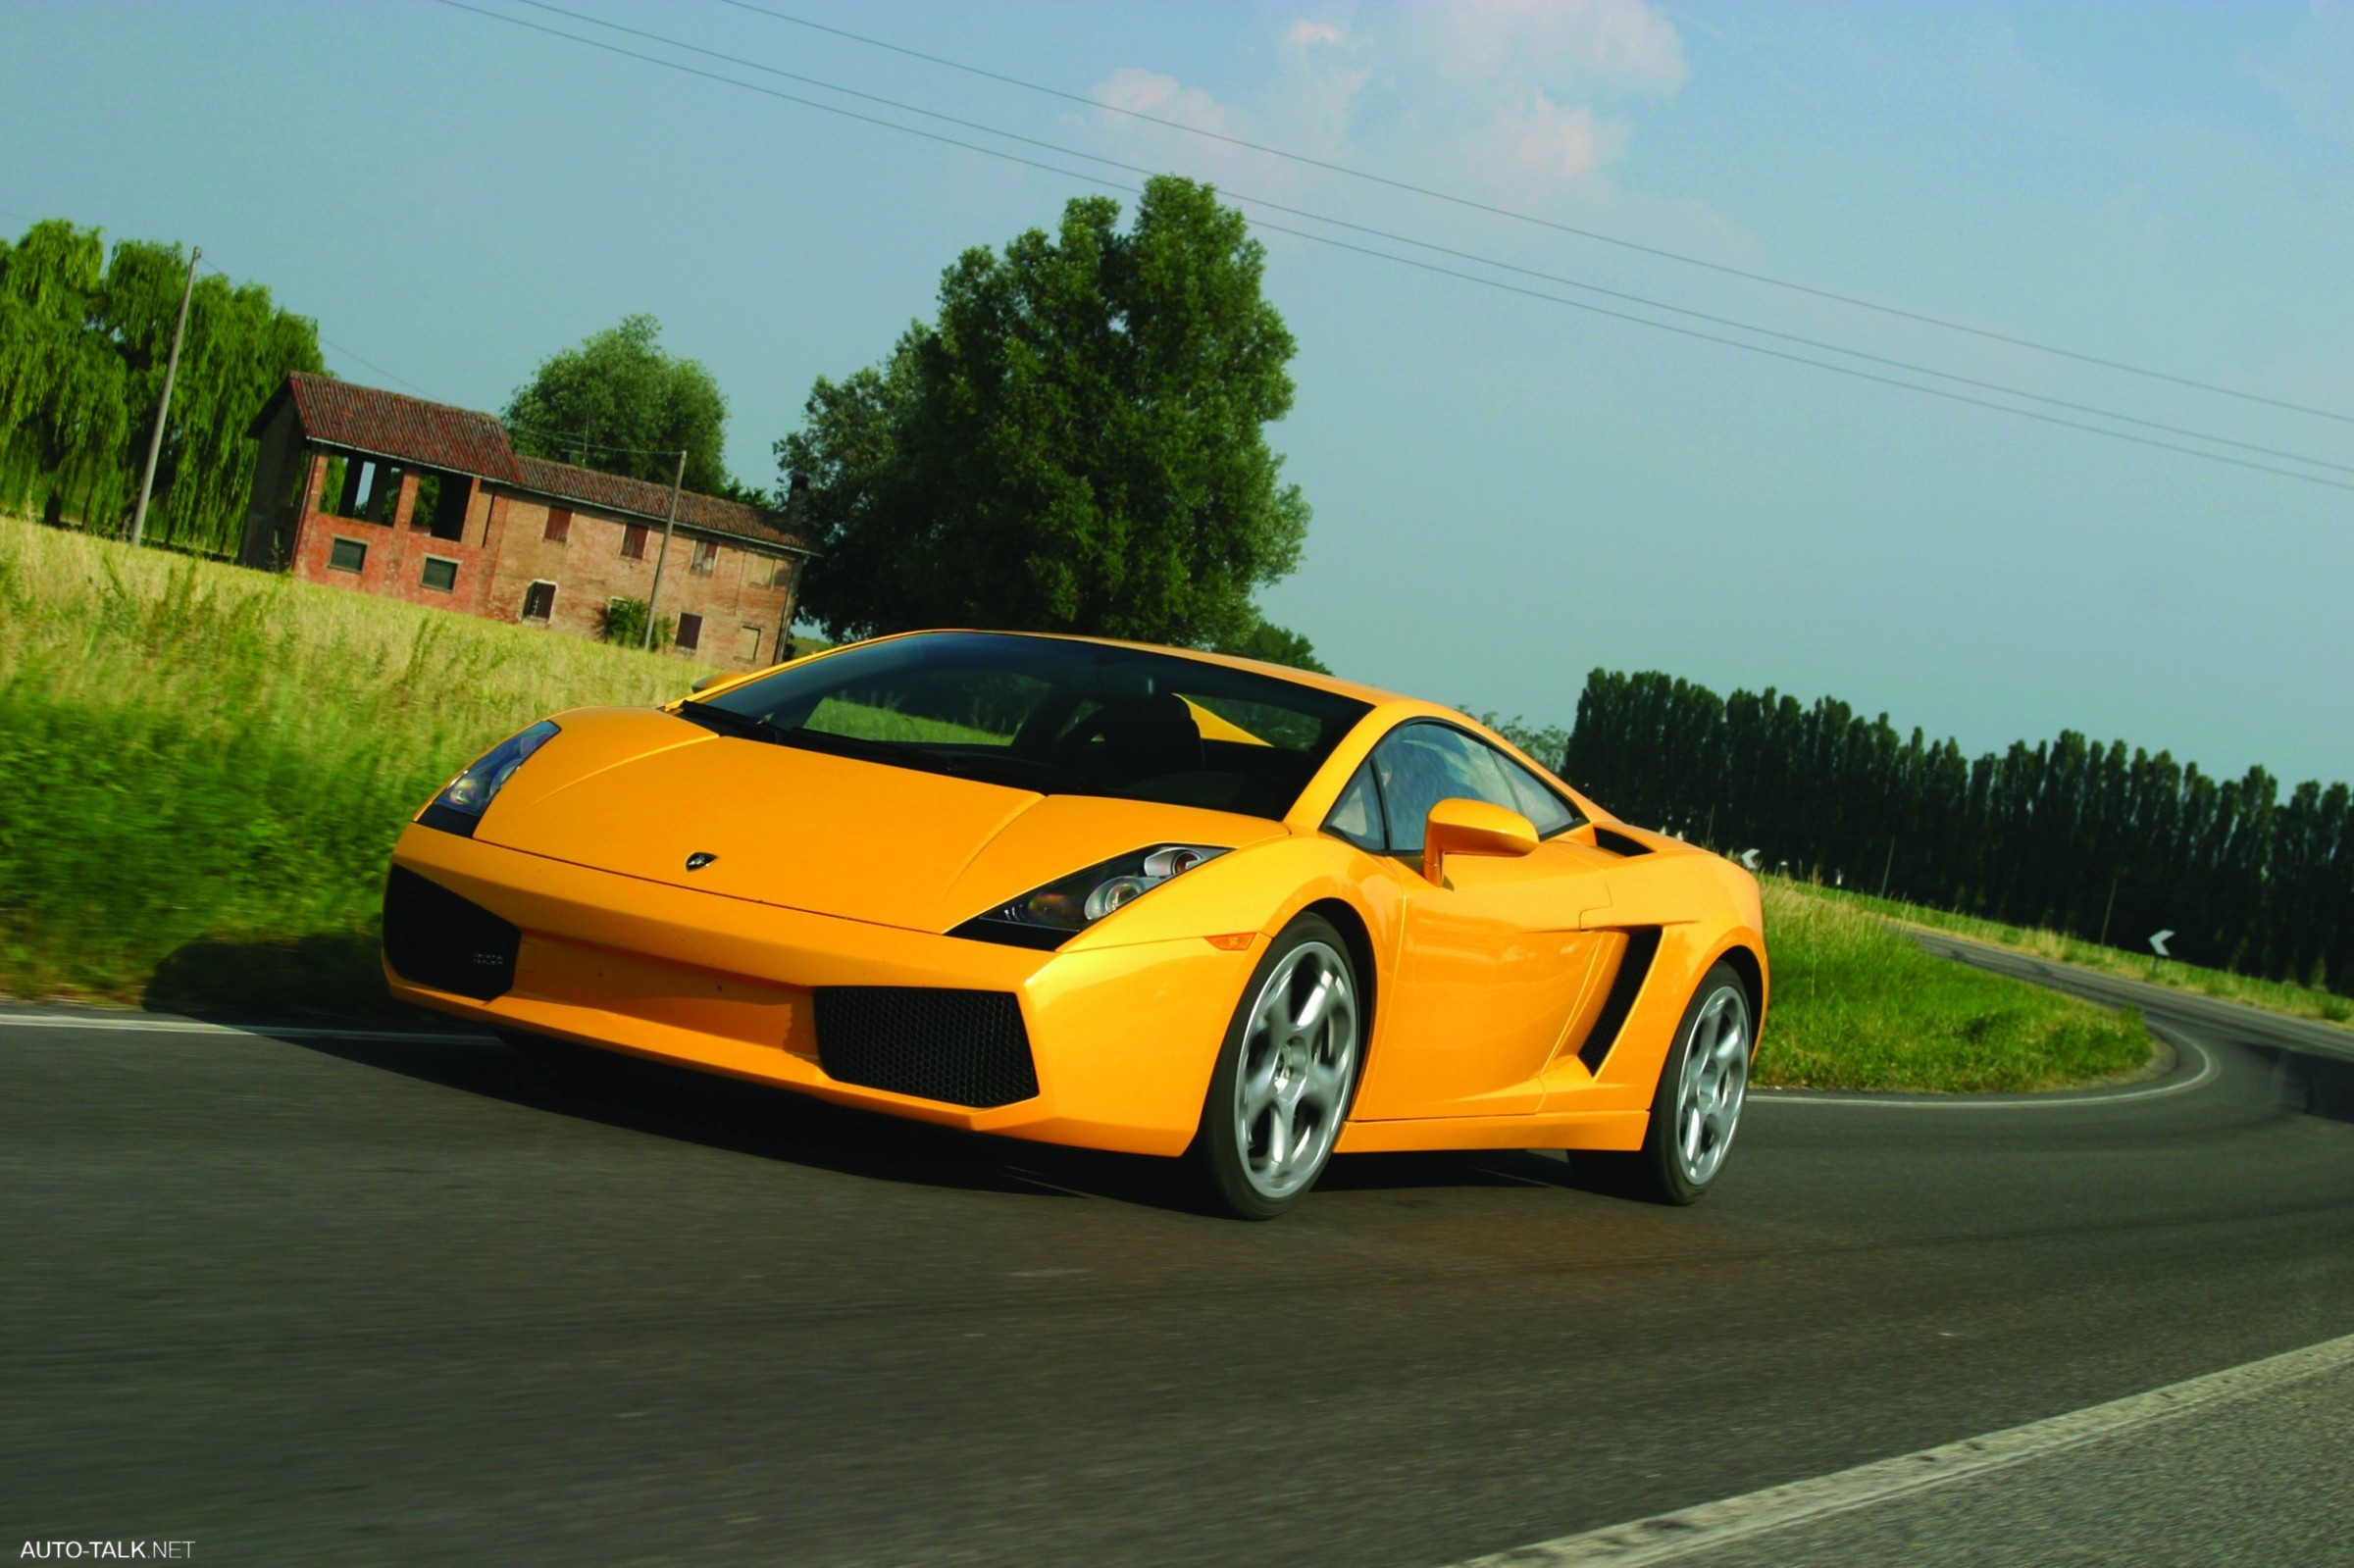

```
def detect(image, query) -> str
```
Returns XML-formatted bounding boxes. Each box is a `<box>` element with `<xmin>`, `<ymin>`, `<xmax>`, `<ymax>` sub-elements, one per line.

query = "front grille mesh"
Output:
<box><xmin>382</xmin><ymin>866</ymin><xmax>520</xmax><ymax>1000</ymax></box>
<box><xmin>813</xmin><ymin>987</ymin><xmax>1039</xmax><ymax>1108</ymax></box>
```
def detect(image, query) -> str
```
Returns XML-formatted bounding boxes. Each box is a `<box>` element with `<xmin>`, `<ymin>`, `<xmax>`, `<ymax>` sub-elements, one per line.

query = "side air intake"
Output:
<box><xmin>1577</xmin><ymin>927</ymin><xmax>1662</xmax><ymax>1074</ymax></box>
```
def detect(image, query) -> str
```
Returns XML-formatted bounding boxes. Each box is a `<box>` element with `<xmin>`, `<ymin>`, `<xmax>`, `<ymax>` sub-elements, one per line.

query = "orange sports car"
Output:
<box><xmin>384</xmin><ymin>632</ymin><xmax>1766</xmax><ymax>1217</ymax></box>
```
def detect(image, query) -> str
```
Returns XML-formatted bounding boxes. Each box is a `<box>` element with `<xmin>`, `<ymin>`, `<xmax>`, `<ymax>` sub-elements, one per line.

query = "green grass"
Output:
<box><xmin>0</xmin><ymin>516</ymin><xmax>722</xmax><ymax>1010</ymax></box>
<box><xmin>1754</xmin><ymin>878</ymin><xmax>2155</xmax><ymax>1091</ymax></box>
<box><xmin>1811</xmin><ymin>884</ymin><xmax>2354</xmax><ymax>1031</ymax></box>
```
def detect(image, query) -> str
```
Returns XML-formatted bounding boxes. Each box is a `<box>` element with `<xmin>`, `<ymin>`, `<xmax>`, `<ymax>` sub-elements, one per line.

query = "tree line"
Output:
<box><xmin>0</xmin><ymin>220</ymin><xmax>323</xmax><ymax>556</ymax></box>
<box><xmin>1560</xmin><ymin>668</ymin><xmax>2352</xmax><ymax>995</ymax></box>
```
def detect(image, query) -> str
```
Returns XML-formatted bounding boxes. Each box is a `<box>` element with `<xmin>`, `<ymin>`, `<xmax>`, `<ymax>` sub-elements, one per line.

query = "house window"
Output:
<box><xmin>736</xmin><ymin>625</ymin><xmax>761</xmax><ymax>664</ymax></box>
<box><xmin>328</xmin><ymin>536</ymin><xmax>367</xmax><ymax>573</ymax></box>
<box><xmin>622</xmin><ymin>524</ymin><xmax>648</xmax><ymax>560</ymax></box>
<box><xmin>421</xmin><ymin>557</ymin><xmax>458</xmax><ymax>593</ymax></box>
<box><xmin>676</xmin><ymin>612</ymin><xmax>702</xmax><ymax>652</ymax></box>
<box><xmin>691</xmin><ymin>538</ymin><xmax>718</xmax><ymax>576</ymax></box>
<box><xmin>543</xmin><ymin>507</ymin><xmax>572</xmax><ymax>544</ymax></box>
<box><xmin>753</xmin><ymin>555</ymin><xmax>793</xmax><ymax>589</ymax></box>
<box><xmin>521</xmin><ymin>581</ymin><xmax>556</xmax><ymax>622</ymax></box>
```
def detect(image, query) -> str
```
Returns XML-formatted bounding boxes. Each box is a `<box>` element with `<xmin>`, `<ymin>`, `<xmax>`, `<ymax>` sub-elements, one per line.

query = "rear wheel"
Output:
<box><xmin>1593</xmin><ymin>962</ymin><xmax>1752</xmax><ymax>1205</ymax></box>
<box><xmin>1190</xmin><ymin>915</ymin><xmax>1362</xmax><ymax>1220</ymax></box>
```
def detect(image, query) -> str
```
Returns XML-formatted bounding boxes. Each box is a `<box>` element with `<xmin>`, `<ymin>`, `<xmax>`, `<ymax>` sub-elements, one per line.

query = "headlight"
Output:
<box><xmin>953</xmin><ymin>844</ymin><xmax>1229</xmax><ymax>950</ymax></box>
<box><xmin>417</xmin><ymin>721</ymin><xmax>560</xmax><ymax>837</ymax></box>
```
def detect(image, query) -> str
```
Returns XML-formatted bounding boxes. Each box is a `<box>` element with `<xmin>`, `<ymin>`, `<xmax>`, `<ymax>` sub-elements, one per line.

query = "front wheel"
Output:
<box><xmin>1189</xmin><ymin>915</ymin><xmax>1362</xmax><ymax>1220</ymax></box>
<box><xmin>1592</xmin><ymin>962</ymin><xmax>1753</xmax><ymax>1205</ymax></box>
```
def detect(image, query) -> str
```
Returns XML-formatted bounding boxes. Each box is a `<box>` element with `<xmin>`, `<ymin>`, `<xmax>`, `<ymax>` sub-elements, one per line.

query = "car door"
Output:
<box><xmin>1343</xmin><ymin>723</ymin><xmax>1615</xmax><ymax>1120</ymax></box>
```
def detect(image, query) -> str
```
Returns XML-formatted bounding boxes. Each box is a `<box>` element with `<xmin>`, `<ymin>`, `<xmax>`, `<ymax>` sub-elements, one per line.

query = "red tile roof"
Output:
<box><xmin>274</xmin><ymin>373</ymin><xmax>526</xmax><ymax>484</ymax></box>
<box><xmin>256</xmin><ymin>373</ymin><xmax>805</xmax><ymax>552</ymax></box>
<box><xmin>512</xmin><ymin>455</ymin><xmax>799</xmax><ymax>549</ymax></box>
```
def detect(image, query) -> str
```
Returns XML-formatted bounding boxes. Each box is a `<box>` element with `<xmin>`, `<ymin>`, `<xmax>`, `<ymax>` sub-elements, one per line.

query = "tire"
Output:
<box><xmin>1590</xmin><ymin>961</ymin><xmax>1753</xmax><ymax>1206</ymax></box>
<box><xmin>1189</xmin><ymin>914</ymin><xmax>1364</xmax><ymax>1220</ymax></box>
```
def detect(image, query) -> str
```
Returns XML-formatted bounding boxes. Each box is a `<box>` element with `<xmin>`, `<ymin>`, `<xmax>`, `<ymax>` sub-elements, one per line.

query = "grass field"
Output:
<box><xmin>1808</xmin><ymin>885</ymin><xmax>2353</xmax><ymax>1030</ymax></box>
<box><xmin>1</xmin><ymin>516</ymin><xmax>2156</xmax><ymax>1090</ymax></box>
<box><xmin>1751</xmin><ymin>879</ymin><xmax>2152</xmax><ymax>1091</ymax></box>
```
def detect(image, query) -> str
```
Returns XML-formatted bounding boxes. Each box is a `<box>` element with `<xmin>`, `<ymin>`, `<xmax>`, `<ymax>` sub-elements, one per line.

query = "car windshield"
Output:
<box><xmin>678</xmin><ymin>632</ymin><xmax>1372</xmax><ymax>820</ymax></box>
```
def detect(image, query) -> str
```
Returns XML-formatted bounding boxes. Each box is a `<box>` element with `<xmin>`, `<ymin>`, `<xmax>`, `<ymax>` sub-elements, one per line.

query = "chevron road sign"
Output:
<box><xmin>2149</xmin><ymin>929</ymin><xmax>2175</xmax><ymax>958</ymax></box>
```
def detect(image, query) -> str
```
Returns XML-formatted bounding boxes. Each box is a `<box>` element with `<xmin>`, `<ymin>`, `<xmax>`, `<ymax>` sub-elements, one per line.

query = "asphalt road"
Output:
<box><xmin>5</xmin><ymin>937</ymin><xmax>2351</xmax><ymax>1567</ymax></box>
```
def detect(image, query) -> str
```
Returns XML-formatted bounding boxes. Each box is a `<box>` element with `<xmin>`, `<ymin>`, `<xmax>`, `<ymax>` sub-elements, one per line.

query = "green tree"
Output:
<box><xmin>505</xmin><ymin>314</ymin><xmax>731</xmax><ymax>493</ymax></box>
<box><xmin>1216</xmin><ymin>612</ymin><xmax>1328</xmax><ymax>673</ymax></box>
<box><xmin>0</xmin><ymin>218</ymin><xmax>320</xmax><ymax>552</ymax></box>
<box><xmin>780</xmin><ymin>177</ymin><xmax>1311</xmax><ymax>648</ymax></box>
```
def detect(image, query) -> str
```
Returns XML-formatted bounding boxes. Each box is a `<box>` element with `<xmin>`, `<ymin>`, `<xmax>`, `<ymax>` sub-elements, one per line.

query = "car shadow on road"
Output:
<box><xmin>144</xmin><ymin>934</ymin><xmax>393</xmax><ymax>1017</ymax></box>
<box><xmin>266</xmin><ymin>1026</ymin><xmax>1644</xmax><ymax>1214</ymax></box>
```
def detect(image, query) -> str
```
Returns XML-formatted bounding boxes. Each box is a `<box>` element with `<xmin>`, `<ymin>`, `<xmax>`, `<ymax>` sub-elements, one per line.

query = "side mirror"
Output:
<box><xmin>1422</xmin><ymin>797</ymin><xmax>1538</xmax><ymax>885</ymax></box>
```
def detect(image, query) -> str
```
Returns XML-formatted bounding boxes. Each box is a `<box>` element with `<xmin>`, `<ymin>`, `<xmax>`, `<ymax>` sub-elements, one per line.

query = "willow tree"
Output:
<box><xmin>0</xmin><ymin>221</ymin><xmax>129</xmax><ymax>526</ymax></box>
<box><xmin>0</xmin><ymin>218</ymin><xmax>323</xmax><ymax>554</ymax></box>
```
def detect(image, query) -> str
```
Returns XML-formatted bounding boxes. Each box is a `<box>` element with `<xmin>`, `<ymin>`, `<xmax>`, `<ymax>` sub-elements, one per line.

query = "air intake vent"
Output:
<box><xmin>813</xmin><ymin>987</ymin><xmax>1040</xmax><ymax>1108</ymax></box>
<box><xmin>382</xmin><ymin>866</ymin><xmax>520</xmax><ymax>1000</ymax></box>
<box><xmin>1577</xmin><ymin>927</ymin><xmax>1662</xmax><ymax>1073</ymax></box>
<box><xmin>1593</xmin><ymin>827</ymin><xmax>1654</xmax><ymax>857</ymax></box>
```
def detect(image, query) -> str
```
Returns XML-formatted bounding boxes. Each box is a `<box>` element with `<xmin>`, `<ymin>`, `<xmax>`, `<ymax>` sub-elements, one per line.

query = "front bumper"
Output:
<box><xmin>384</xmin><ymin>826</ymin><xmax>1258</xmax><ymax>1155</ymax></box>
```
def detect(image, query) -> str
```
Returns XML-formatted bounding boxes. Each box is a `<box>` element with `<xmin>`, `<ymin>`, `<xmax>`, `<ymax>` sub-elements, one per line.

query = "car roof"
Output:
<box><xmin>889</xmin><ymin>630</ymin><xmax>1412</xmax><ymax>708</ymax></box>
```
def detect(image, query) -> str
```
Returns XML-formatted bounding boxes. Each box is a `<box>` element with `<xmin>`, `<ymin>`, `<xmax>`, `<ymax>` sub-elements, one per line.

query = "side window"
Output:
<box><xmin>1491</xmin><ymin>748</ymin><xmax>1581</xmax><ymax>837</ymax></box>
<box><xmin>1368</xmin><ymin>724</ymin><xmax>1523</xmax><ymax>856</ymax></box>
<box><xmin>1321</xmin><ymin>761</ymin><xmax>1385</xmax><ymax>852</ymax></box>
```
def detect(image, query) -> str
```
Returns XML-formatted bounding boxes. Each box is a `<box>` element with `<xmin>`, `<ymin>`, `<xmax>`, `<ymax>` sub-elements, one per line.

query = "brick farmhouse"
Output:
<box><xmin>238</xmin><ymin>374</ymin><xmax>810</xmax><ymax>668</ymax></box>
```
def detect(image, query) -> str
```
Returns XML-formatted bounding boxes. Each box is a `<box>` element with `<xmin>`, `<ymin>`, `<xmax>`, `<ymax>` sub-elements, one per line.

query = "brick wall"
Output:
<box><xmin>479</xmin><ymin>490</ymin><xmax>795</xmax><ymax>666</ymax></box>
<box><xmin>287</xmin><ymin>454</ymin><xmax>496</xmax><ymax>616</ymax></box>
<box><xmin>275</xmin><ymin>452</ymin><xmax>795</xmax><ymax>668</ymax></box>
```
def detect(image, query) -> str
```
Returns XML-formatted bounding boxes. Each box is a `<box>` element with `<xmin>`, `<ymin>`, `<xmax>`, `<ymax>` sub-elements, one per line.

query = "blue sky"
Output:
<box><xmin>6</xmin><ymin>1</ymin><xmax>2351</xmax><ymax>786</ymax></box>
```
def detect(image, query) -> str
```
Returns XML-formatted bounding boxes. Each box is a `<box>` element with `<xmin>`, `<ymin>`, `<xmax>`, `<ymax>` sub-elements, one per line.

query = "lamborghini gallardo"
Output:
<box><xmin>384</xmin><ymin>631</ymin><xmax>1767</xmax><ymax>1217</ymax></box>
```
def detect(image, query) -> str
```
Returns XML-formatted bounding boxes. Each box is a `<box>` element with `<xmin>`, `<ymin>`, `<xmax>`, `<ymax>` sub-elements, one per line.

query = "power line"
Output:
<box><xmin>710</xmin><ymin>0</ymin><xmax>2354</xmax><ymax>430</ymax></box>
<box><xmin>195</xmin><ymin>255</ymin><xmax>442</xmax><ymax>398</ymax></box>
<box><xmin>494</xmin><ymin>0</ymin><xmax>2354</xmax><ymax>481</ymax></box>
<box><xmin>435</xmin><ymin>0</ymin><xmax>2354</xmax><ymax>493</ymax></box>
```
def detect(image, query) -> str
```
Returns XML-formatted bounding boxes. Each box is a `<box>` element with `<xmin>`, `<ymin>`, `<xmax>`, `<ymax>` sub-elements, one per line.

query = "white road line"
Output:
<box><xmin>1754</xmin><ymin>1026</ymin><xmax>2218</xmax><ymax>1110</ymax></box>
<box><xmin>0</xmin><ymin>1014</ymin><xmax>496</xmax><ymax>1045</ymax></box>
<box><xmin>1442</xmin><ymin>1329</ymin><xmax>2354</xmax><ymax>1568</ymax></box>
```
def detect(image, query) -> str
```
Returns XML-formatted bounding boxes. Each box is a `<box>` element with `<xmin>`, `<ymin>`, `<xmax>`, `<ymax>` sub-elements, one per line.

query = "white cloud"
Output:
<box><xmin>1478</xmin><ymin>92</ymin><xmax>1633</xmax><ymax>184</ymax></box>
<box><xmin>1076</xmin><ymin>0</ymin><xmax>1738</xmax><ymax>234</ymax></box>
<box><xmin>1424</xmin><ymin>0</ymin><xmax>1688</xmax><ymax>96</ymax></box>
<box><xmin>1095</xmin><ymin>67</ymin><xmax>1238</xmax><ymax>137</ymax></box>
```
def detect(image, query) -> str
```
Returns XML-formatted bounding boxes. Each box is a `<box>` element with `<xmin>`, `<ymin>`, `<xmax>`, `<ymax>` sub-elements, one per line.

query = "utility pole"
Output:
<box><xmin>640</xmin><ymin>448</ymin><xmax>688</xmax><ymax>651</ymax></box>
<box><xmin>129</xmin><ymin>244</ymin><xmax>200</xmax><ymax>547</ymax></box>
<box><xmin>1877</xmin><ymin>837</ymin><xmax>1897</xmax><ymax>901</ymax></box>
<box><xmin>2099</xmin><ymin>871</ymin><xmax>2121</xmax><ymax>947</ymax></box>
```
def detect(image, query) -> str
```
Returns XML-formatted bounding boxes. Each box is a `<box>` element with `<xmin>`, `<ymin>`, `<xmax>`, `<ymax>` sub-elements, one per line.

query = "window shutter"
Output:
<box><xmin>623</xmin><ymin>524</ymin><xmax>647</xmax><ymax>560</ymax></box>
<box><xmin>544</xmin><ymin>507</ymin><xmax>572</xmax><ymax>543</ymax></box>
<box><xmin>676</xmin><ymin>612</ymin><xmax>702</xmax><ymax>651</ymax></box>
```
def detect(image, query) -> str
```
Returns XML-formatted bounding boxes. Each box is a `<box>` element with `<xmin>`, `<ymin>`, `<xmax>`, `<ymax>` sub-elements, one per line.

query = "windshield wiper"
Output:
<box><xmin>676</xmin><ymin>700</ymin><xmax>793</xmax><ymax>744</ymax></box>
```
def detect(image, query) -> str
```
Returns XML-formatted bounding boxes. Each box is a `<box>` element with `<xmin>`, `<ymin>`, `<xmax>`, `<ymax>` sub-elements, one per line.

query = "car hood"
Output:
<box><xmin>474</xmin><ymin>707</ymin><xmax>1287</xmax><ymax>933</ymax></box>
